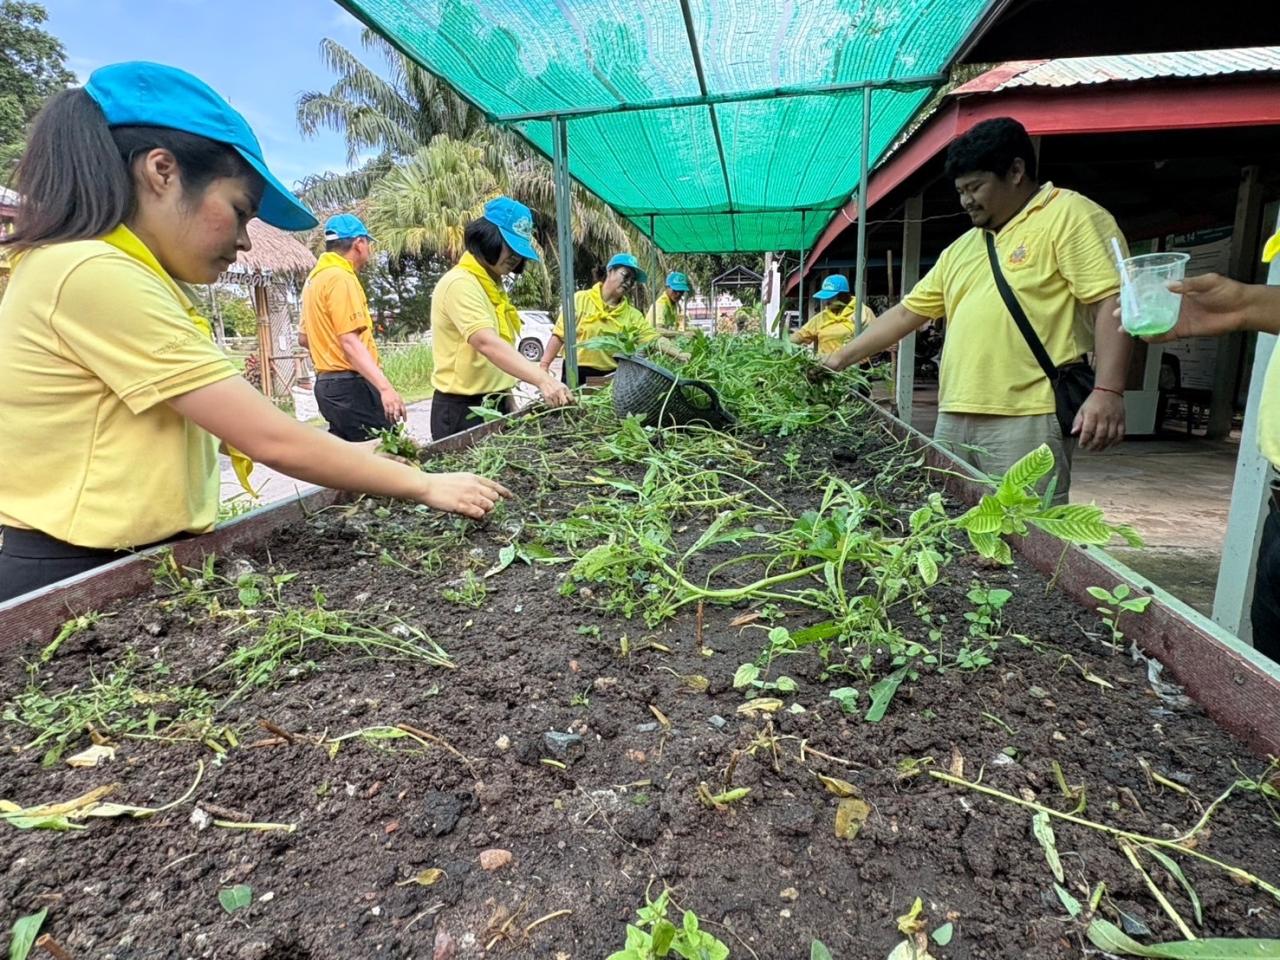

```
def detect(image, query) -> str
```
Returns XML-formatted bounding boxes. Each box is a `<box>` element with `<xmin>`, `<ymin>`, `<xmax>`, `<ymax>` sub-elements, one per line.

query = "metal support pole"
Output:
<box><xmin>896</xmin><ymin>193</ymin><xmax>924</xmax><ymax>426</ymax></box>
<box><xmin>793</xmin><ymin>211</ymin><xmax>807</xmax><ymax>339</ymax></box>
<box><xmin>552</xmin><ymin>117</ymin><xmax>578</xmax><ymax>388</ymax></box>
<box><xmin>853</xmin><ymin>86</ymin><xmax>872</xmax><ymax>338</ymax></box>
<box><xmin>1212</xmin><ymin>206</ymin><xmax>1280</xmax><ymax>641</ymax></box>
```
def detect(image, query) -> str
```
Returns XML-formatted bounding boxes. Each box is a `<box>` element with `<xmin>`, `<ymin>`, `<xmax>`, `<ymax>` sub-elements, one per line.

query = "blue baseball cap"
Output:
<box><xmin>482</xmin><ymin>196</ymin><xmax>539</xmax><ymax>262</ymax></box>
<box><xmin>84</xmin><ymin>62</ymin><xmax>317</xmax><ymax>232</ymax></box>
<box><xmin>665</xmin><ymin>271</ymin><xmax>691</xmax><ymax>292</ymax></box>
<box><xmin>607</xmin><ymin>252</ymin><xmax>648</xmax><ymax>285</ymax></box>
<box><xmin>813</xmin><ymin>274</ymin><xmax>851</xmax><ymax>300</ymax></box>
<box><xmin>324</xmin><ymin>214</ymin><xmax>372</xmax><ymax>242</ymax></box>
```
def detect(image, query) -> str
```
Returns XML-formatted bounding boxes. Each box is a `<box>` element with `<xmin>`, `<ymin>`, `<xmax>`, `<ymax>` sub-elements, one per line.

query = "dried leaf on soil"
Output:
<box><xmin>736</xmin><ymin>698</ymin><xmax>783</xmax><ymax>716</ymax></box>
<box><xmin>66</xmin><ymin>744</ymin><xmax>116</xmax><ymax>768</ymax></box>
<box><xmin>398</xmin><ymin>868</ymin><xmax>446</xmax><ymax>887</ymax></box>
<box><xmin>897</xmin><ymin>897</ymin><xmax>926</xmax><ymax>936</ymax></box>
<box><xmin>818</xmin><ymin>774</ymin><xmax>860</xmax><ymax>798</ymax></box>
<box><xmin>835</xmin><ymin>797</ymin><xmax>871</xmax><ymax>840</ymax></box>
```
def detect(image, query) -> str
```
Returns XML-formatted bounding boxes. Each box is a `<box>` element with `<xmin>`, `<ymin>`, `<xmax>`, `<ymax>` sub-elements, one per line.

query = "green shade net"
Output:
<box><xmin>335</xmin><ymin>0</ymin><xmax>991</xmax><ymax>252</ymax></box>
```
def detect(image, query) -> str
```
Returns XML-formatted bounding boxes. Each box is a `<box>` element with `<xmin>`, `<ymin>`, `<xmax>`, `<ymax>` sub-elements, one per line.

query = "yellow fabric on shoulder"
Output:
<box><xmin>646</xmin><ymin>292</ymin><xmax>684</xmax><ymax>332</ymax></box>
<box><xmin>430</xmin><ymin>263</ymin><xmax>519</xmax><ymax>395</ymax></box>
<box><xmin>455</xmin><ymin>252</ymin><xmax>522</xmax><ymax>345</ymax></box>
<box><xmin>301</xmin><ymin>252</ymin><xmax>380</xmax><ymax>373</ymax></box>
<box><xmin>553</xmin><ymin>284</ymin><xmax>655</xmax><ymax>371</ymax></box>
<box><xmin>791</xmin><ymin>300</ymin><xmax>875</xmax><ymax>356</ymax></box>
<box><xmin>902</xmin><ymin>183</ymin><xmax>1124</xmax><ymax>417</ymax></box>
<box><xmin>0</xmin><ymin>231</ymin><xmax>238</xmax><ymax>549</ymax></box>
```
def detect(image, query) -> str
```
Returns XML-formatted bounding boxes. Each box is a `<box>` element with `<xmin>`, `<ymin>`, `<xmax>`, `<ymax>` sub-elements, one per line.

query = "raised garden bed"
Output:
<box><xmin>2</xmin><ymin>339</ymin><xmax>1279</xmax><ymax>960</ymax></box>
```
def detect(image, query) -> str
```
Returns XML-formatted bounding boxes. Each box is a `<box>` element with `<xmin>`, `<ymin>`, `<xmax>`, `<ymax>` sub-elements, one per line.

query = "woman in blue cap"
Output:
<box><xmin>0</xmin><ymin>62</ymin><xmax>509</xmax><ymax>601</ymax></box>
<box><xmin>647</xmin><ymin>271</ymin><xmax>692</xmax><ymax>336</ymax></box>
<box><xmin>791</xmin><ymin>274</ymin><xmax>877</xmax><ymax>358</ymax></box>
<box><xmin>429</xmin><ymin>196</ymin><xmax>574</xmax><ymax>440</ymax></box>
<box><xmin>540</xmin><ymin>253</ymin><xmax>689</xmax><ymax>383</ymax></box>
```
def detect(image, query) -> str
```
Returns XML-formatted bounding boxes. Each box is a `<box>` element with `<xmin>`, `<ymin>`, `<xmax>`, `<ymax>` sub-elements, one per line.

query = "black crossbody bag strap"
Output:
<box><xmin>984</xmin><ymin>231</ymin><xmax>1057</xmax><ymax>383</ymax></box>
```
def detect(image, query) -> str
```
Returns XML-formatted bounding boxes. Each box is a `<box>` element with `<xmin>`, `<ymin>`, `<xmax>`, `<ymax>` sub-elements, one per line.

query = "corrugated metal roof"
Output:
<box><xmin>956</xmin><ymin>47</ymin><xmax>1280</xmax><ymax>94</ymax></box>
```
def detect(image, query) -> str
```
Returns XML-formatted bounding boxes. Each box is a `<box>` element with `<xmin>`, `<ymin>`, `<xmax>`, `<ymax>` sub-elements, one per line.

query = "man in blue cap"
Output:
<box><xmin>647</xmin><ymin>271</ymin><xmax>692</xmax><ymax>336</ymax></box>
<box><xmin>791</xmin><ymin>275</ymin><xmax>876</xmax><ymax>358</ymax></box>
<box><xmin>300</xmin><ymin>213</ymin><xmax>405</xmax><ymax>441</ymax></box>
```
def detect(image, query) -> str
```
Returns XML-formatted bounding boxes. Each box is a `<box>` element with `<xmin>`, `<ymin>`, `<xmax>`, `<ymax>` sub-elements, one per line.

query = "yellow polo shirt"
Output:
<box><xmin>903</xmin><ymin>183</ymin><xmax>1124</xmax><ymax>416</ymax></box>
<box><xmin>0</xmin><ymin>241</ymin><xmax>238</xmax><ymax>549</ymax></box>
<box><xmin>430</xmin><ymin>266</ymin><xmax>518</xmax><ymax>396</ymax></box>
<box><xmin>792</xmin><ymin>301</ymin><xmax>877</xmax><ymax>356</ymax></box>
<box><xmin>646</xmin><ymin>292</ymin><xmax>685</xmax><ymax>332</ymax></box>
<box><xmin>553</xmin><ymin>286</ymin><xmax>656</xmax><ymax>372</ymax></box>
<box><xmin>300</xmin><ymin>253</ymin><xmax>380</xmax><ymax>373</ymax></box>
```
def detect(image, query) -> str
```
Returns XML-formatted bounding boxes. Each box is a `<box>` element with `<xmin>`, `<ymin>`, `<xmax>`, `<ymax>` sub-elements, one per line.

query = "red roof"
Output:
<box><xmin>787</xmin><ymin>53</ymin><xmax>1280</xmax><ymax>293</ymax></box>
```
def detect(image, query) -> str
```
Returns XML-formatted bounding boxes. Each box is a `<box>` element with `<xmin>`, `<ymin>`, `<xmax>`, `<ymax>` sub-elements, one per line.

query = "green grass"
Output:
<box><xmin>381</xmin><ymin>343</ymin><xmax>434</xmax><ymax>404</ymax></box>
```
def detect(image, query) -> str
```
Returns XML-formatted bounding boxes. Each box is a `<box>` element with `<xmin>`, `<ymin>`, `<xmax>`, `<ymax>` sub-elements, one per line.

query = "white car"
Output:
<box><xmin>517</xmin><ymin>309</ymin><xmax>553</xmax><ymax>361</ymax></box>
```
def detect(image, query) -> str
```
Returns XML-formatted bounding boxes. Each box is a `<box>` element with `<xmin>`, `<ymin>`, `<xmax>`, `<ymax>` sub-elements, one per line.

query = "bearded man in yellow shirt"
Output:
<box><xmin>821</xmin><ymin>117</ymin><xmax>1132</xmax><ymax>503</ymax></box>
<box><xmin>300</xmin><ymin>214</ymin><xmax>404</xmax><ymax>441</ymax></box>
<box><xmin>791</xmin><ymin>274</ymin><xmax>876</xmax><ymax>357</ymax></box>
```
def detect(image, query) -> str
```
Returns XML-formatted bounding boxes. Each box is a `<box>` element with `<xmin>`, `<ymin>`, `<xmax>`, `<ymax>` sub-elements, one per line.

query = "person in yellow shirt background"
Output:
<box><xmin>820</xmin><ymin>117</ymin><xmax>1131</xmax><ymax>503</ymax></box>
<box><xmin>430</xmin><ymin>196</ymin><xmax>573</xmax><ymax>440</ymax></box>
<box><xmin>791</xmin><ymin>274</ymin><xmax>876</xmax><ymax>357</ymax></box>
<box><xmin>0</xmin><ymin>61</ymin><xmax>508</xmax><ymax>602</ymax></box>
<box><xmin>300</xmin><ymin>213</ymin><xmax>404</xmax><ymax>441</ymax></box>
<box><xmin>647</xmin><ymin>271</ymin><xmax>691</xmax><ymax>336</ymax></box>
<box><xmin>541</xmin><ymin>253</ymin><xmax>689</xmax><ymax>382</ymax></box>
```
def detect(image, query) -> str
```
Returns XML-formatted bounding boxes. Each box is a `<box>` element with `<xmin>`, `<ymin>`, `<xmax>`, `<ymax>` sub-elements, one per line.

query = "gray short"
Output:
<box><xmin>933</xmin><ymin>411</ymin><xmax>1075</xmax><ymax>505</ymax></box>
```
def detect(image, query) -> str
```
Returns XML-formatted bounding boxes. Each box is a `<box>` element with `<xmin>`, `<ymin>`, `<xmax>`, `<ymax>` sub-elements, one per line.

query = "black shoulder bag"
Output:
<box><xmin>984</xmin><ymin>232</ymin><xmax>1094</xmax><ymax>438</ymax></box>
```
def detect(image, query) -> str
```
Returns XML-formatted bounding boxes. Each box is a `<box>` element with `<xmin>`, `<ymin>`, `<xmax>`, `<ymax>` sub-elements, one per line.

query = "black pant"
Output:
<box><xmin>0</xmin><ymin>527</ymin><xmax>127</xmax><ymax>603</ymax></box>
<box><xmin>561</xmin><ymin>364</ymin><xmax>613</xmax><ymax>385</ymax></box>
<box><xmin>1250</xmin><ymin>503</ymin><xmax>1280</xmax><ymax>663</ymax></box>
<box><xmin>430</xmin><ymin>390</ymin><xmax>513</xmax><ymax>441</ymax></box>
<box><xmin>314</xmin><ymin>372</ymin><xmax>394</xmax><ymax>442</ymax></box>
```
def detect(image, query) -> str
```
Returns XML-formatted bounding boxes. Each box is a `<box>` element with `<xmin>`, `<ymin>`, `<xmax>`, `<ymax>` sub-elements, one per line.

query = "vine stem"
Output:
<box><xmin>929</xmin><ymin>770</ymin><xmax>1280</xmax><ymax>904</ymax></box>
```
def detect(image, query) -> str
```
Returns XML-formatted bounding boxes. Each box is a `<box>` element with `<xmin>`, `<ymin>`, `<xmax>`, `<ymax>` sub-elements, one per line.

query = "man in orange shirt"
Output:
<box><xmin>300</xmin><ymin>214</ymin><xmax>405</xmax><ymax>440</ymax></box>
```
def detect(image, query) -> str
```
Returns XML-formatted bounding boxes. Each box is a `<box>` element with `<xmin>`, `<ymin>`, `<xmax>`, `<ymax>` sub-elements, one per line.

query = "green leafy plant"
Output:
<box><xmin>955</xmin><ymin>445</ymin><xmax>1142</xmax><ymax>564</ymax></box>
<box><xmin>441</xmin><ymin>570</ymin><xmax>488</xmax><ymax>608</ymax></box>
<box><xmin>1086</xmin><ymin>584</ymin><xmax>1153</xmax><ymax>646</ymax></box>
<box><xmin>373</xmin><ymin>423</ymin><xmax>422</xmax><ymax>461</ymax></box>
<box><xmin>606</xmin><ymin>890</ymin><xmax>730</xmax><ymax>960</ymax></box>
<box><xmin>964</xmin><ymin>586</ymin><xmax>1012</xmax><ymax>641</ymax></box>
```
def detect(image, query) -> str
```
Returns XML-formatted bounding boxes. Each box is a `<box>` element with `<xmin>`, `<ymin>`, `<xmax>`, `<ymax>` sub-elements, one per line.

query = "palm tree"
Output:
<box><xmin>296</xmin><ymin>29</ymin><xmax>656</xmax><ymax>297</ymax></box>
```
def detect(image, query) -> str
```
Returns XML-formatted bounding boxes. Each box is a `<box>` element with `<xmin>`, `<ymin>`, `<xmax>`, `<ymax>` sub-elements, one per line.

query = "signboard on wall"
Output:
<box><xmin>1162</xmin><ymin>226</ymin><xmax>1233</xmax><ymax>391</ymax></box>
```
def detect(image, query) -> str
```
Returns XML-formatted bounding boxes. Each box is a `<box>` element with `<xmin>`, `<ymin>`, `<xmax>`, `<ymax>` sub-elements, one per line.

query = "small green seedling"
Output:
<box><xmin>1086</xmin><ymin>584</ymin><xmax>1152</xmax><ymax>646</ymax></box>
<box><xmin>606</xmin><ymin>889</ymin><xmax>729</xmax><ymax>960</ymax></box>
<box><xmin>219</xmin><ymin>884</ymin><xmax>252</xmax><ymax>915</ymax></box>
<box><xmin>964</xmin><ymin>586</ymin><xmax>1012</xmax><ymax>640</ymax></box>
<box><xmin>441</xmin><ymin>571</ymin><xmax>488</xmax><ymax>608</ymax></box>
<box><xmin>733</xmin><ymin>662</ymin><xmax>797</xmax><ymax>696</ymax></box>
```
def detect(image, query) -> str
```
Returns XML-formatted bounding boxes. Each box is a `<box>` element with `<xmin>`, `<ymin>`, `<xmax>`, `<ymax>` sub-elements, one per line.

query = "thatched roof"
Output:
<box><xmin>225</xmin><ymin>219</ymin><xmax>316</xmax><ymax>281</ymax></box>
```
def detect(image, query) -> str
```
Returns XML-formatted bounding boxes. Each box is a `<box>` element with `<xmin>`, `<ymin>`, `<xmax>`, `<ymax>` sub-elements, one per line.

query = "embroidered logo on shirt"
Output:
<box><xmin>1009</xmin><ymin>243</ymin><xmax>1028</xmax><ymax>265</ymax></box>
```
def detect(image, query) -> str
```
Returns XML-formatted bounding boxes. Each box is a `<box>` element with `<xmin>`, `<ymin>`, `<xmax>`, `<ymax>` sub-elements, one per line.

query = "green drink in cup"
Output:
<box><xmin>1118</xmin><ymin>251</ymin><xmax>1190</xmax><ymax>337</ymax></box>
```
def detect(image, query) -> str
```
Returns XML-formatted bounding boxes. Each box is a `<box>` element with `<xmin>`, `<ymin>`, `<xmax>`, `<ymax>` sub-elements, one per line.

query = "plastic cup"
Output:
<box><xmin>1119</xmin><ymin>252</ymin><xmax>1190</xmax><ymax>337</ymax></box>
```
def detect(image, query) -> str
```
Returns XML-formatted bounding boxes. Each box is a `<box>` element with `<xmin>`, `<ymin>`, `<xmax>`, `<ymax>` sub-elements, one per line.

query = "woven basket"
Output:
<box><xmin>611</xmin><ymin>354</ymin><xmax>734</xmax><ymax>430</ymax></box>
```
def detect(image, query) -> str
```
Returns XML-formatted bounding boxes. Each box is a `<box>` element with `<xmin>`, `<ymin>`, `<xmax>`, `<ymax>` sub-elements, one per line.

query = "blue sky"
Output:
<box><xmin>41</xmin><ymin>0</ymin><xmax>376</xmax><ymax>187</ymax></box>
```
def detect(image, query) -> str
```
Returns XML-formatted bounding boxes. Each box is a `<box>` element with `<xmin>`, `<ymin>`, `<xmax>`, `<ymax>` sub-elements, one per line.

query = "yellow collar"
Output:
<box><xmin>100</xmin><ymin>224</ymin><xmax>195</xmax><ymax>313</ymax></box>
<box><xmin>307</xmin><ymin>250</ymin><xmax>358</xmax><ymax>283</ymax></box>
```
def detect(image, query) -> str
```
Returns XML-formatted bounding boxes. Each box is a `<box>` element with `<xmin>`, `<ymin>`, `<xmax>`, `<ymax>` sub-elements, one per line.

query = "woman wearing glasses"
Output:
<box><xmin>540</xmin><ymin>253</ymin><xmax>688</xmax><ymax>383</ymax></box>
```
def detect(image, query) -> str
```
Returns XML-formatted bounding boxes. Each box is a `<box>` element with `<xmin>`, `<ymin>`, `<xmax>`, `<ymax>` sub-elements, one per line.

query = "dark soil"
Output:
<box><xmin>3</xmin><ymin>408</ymin><xmax>1279</xmax><ymax>960</ymax></box>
